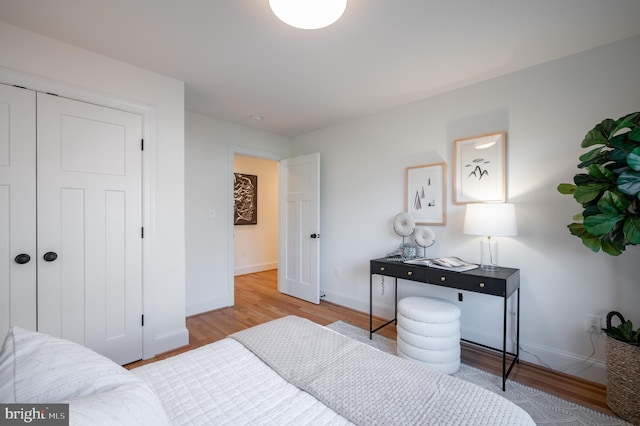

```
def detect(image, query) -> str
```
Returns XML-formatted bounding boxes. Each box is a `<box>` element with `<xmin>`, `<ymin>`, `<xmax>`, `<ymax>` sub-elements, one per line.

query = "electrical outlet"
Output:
<box><xmin>584</xmin><ymin>314</ymin><xmax>602</xmax><ymax>334</ymax></box>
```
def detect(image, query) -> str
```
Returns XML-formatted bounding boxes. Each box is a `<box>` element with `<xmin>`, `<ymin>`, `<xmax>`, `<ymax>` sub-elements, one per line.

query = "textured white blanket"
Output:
<box><xmin>230</xmin><ymin>316</ymin><xmax>535</xmax><ymax>426</ymax></box>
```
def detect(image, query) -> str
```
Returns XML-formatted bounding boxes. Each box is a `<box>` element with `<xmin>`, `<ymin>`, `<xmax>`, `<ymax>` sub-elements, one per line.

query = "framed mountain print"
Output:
<box><xmin>454</xmin><ymin>131</ymin><xmax>506</xmax><ymax>204</ymax></box>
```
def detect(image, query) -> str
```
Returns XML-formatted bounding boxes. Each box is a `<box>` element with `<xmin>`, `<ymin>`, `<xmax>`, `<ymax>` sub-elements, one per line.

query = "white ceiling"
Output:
<box><xmin>1</xmin><ymin>0</ymin><xmax>640</xmax><ymax>137</ymax></box>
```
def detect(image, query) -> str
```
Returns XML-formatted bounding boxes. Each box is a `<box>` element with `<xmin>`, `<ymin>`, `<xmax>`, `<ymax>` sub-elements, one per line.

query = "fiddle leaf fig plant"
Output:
<box><xmin>557</xmin><ymin>112</ymin><xmax>640</xmax><ymax>255</ymax></box>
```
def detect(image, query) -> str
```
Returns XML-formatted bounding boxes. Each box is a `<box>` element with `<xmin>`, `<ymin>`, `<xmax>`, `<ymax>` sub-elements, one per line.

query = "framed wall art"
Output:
<box><xmin>453</xmin><ymin>131</ymin><xmax>506</xmax><ymax>204</ymax></box>
<box><xmin>234</xmin><ymin>173</ymin><xmax>258</xmax><ymax>225</ymax></box>
<box><xmin>406</xmin><ymin>162</ymin><xmax>446</xmax><ymax>225</ymax></box>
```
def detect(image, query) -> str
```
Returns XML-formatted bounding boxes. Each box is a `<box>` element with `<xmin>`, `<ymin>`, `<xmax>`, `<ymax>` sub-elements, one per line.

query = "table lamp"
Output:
<box><xmin>463</xmin><ymin>203</ymin><xmax>517</xmax><ymax>270</ymax></box>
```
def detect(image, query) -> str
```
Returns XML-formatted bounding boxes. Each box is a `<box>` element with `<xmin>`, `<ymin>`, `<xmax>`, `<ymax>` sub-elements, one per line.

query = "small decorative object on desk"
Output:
<box><xmin>405</xmin><ymin>256</ymin><xmax>478</xmax><ymax>272</ymax></box>
<box><xmin>386</xmin><ymin>243</ymin><xmax>419</xmax><ymax>261</ymax></box>
<box><xmin>387</xmin><ymin>212</ymin><xmax>419</xmax><ymax>261</ymax></box>
<box><xmin>414</xmin><ymin>227</ymin><xmax>435</xmax><ymax>257</ymax></box>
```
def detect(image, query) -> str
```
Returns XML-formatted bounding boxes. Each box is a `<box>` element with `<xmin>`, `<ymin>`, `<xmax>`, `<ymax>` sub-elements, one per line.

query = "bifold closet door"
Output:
<box><xmin>0</xmin><ymin>83</ymin><xmax>37</xmax><ymax>336</ymax></box>
<box><xmin>37</xmin><ymin>93</ymin><xmax>144</xmax><ymax>365</ymax></box>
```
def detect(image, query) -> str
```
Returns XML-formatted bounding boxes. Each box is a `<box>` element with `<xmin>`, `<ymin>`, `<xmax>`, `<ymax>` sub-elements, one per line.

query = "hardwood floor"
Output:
<box><xmin>126</xmin><ymin>269</ymin><xmax>615</xmax><ymax>417</ymax></box>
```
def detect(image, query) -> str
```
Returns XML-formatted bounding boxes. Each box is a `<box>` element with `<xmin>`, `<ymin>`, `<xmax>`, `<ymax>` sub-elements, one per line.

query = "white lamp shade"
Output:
<box><xmin>269</xmin><ymin>0</ymin><xmax>347</xmax><ymax>30</ymax></box>
<box><xmin>463</xmin><ymin>203</ymin><xmax>517</xmax><ymax>237</ymax></box>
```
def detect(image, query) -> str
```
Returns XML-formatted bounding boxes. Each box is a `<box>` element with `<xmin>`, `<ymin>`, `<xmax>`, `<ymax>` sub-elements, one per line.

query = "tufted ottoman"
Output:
<box><xmin>396</xmin><ymin>296</ymin><xmax>461</xmax><ymax>374</ymax></box>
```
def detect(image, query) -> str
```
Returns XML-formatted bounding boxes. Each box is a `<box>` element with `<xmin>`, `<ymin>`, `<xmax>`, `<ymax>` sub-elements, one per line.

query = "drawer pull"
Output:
<box><xmin>479</xmin><ymin>282</ymin><xmax>485</xmax><ymax>288</ymax></box>
<box><xmin>407</xmin><ymin>271</ymin><xmax>413</xmax><ymax>276</ymax></box>
<box><xmin>440</xmin><ymin>276</ymin><xmax>446</xmax><ymax>282</ymax></box>
<box><xmin>380</xmin><ymin>267</ymin><xmax>386</xmax><ymax>272</ymax></box>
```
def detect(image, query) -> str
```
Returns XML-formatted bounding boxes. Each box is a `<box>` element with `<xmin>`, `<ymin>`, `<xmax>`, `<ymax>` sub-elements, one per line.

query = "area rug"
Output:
<box><xmin>326</xmin><ymin>321</ymin><xmax>631</xmax><ymax>426</ymax></box>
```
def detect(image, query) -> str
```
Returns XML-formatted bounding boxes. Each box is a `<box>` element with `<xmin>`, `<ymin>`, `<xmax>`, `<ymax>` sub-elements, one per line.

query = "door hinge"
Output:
<box><xmin>141</xmin><ymin>315</ymin><xmax>145</xmax><ymax>326</ymax></box>
<box><xmin>141</xmin><ymin>139</ymin><xmax>144</xmax><ymax>151</ymax></box>
<box><xmin>141</xmin><ymin>227</ymin><xmax>144</xmax><ymax>238</ymax></box>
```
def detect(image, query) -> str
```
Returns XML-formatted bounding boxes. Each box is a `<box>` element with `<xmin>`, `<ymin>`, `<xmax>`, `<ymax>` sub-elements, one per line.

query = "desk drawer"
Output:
<box><xmin>428</xmin><ymin>270</ymin><xmax>505</xmax><ymax>296</ymax></box>
<box><xmin>371</xmin><ymin>261</ymin><xmax>426</xmax><ymax>282</ymax></box>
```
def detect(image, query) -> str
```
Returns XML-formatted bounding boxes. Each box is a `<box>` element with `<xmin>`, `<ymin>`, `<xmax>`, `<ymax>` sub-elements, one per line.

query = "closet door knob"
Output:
<box><xmin>43</xmin><ymin>252</ymin><xmax>58</xmax><ymax>262</ymax></box>
<box><xmin>15</xmin><ymin>254</ymin><xmax>31</xmax><ymax>264</ymax></box>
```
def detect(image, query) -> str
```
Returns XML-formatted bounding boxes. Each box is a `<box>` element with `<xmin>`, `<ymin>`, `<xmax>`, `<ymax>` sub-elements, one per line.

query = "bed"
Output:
<box><xmin>0</xmin><ymin>315</ymin><xmax>534</xmax><ymax>425</ymax></box>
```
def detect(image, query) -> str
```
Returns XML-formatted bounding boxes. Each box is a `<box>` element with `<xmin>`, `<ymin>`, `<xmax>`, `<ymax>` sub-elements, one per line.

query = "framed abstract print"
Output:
<box><xmin>234</xmin><ymin>173</ymin><xmax>258</xmax><ymax>225</ymax></box>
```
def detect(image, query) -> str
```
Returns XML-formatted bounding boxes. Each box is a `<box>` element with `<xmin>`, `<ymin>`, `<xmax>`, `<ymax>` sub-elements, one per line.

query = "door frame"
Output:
<box><xmin>226</xmin><ymin>145</ymin><xmax>285</xmax><ymax>306</ymax></box>
<box><xmin>0</xmin><ymin>67</ymin><xmax>157</xmax><ymax>360</ymax></box>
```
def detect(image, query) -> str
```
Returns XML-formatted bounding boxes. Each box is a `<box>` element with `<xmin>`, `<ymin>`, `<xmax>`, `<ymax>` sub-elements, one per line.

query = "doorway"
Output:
<box><xmin>233</xmin><ymin>154</ymin><xmax>279</xmax><ymax>277</ymax></box>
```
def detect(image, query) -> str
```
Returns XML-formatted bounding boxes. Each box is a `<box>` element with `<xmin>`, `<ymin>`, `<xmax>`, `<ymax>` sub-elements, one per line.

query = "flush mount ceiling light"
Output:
<box><xmin>269</xmin><ymin>0</ymin><xmax>347</xmax><ymax>30</ymax></box>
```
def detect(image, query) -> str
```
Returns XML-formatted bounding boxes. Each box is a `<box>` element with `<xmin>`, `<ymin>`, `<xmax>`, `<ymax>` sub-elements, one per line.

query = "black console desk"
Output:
<box><xmin>369</xmin><ymin>258</ymin><xmax>520</xmax><ymax>391</ymax></box>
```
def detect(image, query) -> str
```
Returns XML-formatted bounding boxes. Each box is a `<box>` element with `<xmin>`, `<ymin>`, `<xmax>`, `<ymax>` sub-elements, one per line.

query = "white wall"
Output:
<box><xmin>290</xmin><ymin>35</ymin><xmax>640</xmax><ymax>383</ymax></box>
<box><xmin>0</xmin><ymin>21</ymin><xmax>187</xmax><ymax>357</ymax></box>
<box><xmin>185</xmin><ymin>111</ymin><xmax>289</xmax><ymax>315</ymax></box>
<box><xmin>234</xmin><ymin>155</ymin><xmax>279</xmax><ymax>276</ymax></box>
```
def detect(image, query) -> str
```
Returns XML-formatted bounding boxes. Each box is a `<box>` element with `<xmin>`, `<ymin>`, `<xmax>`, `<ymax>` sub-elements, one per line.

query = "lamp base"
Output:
<box><xmin>480</xmin><ymin>236</ymin><xmax>499</xmax><ymax>270</ymax></box>
<box><xmin>481</xmin><ymin>264</ymin><xmax>498</xmax><ymax>271</ymax></box>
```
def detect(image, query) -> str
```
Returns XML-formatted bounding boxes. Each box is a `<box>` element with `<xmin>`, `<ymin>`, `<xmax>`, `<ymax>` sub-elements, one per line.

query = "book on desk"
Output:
<box><xmin>403</xmin><ymin>256</ymin><xmax>479</xmax><ymax>272</ymax></box>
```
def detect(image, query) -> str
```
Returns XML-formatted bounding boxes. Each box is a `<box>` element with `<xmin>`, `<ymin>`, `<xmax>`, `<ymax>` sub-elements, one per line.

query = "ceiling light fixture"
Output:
<box><xmin>269</xmin><ymin>0</ymin><xmax>347</xmax><ymax>30</ymax></box>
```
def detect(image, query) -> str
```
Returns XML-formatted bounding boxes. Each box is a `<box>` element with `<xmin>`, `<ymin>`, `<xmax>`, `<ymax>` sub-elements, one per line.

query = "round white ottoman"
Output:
<box><xmin>396</xmin><ymin>296</ymin><xmax>461</xmax><ymax>374</ymax></box>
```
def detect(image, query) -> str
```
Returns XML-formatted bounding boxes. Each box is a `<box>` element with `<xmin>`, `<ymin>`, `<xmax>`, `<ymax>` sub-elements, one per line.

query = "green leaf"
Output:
<box><xmin>572</xmin><ymin>212</ymin><xmax>583</xmax><ymax>221</ymax></box>
<box><xmin>597</xmin><ymin>191</ymin><xmax>629</xmax><ymax>215</ymax></box>
<box><xmin>609</xmin><ymin>148</ymin><xmax>629</xmax><ymax>162</ymax></box>
<box><xmin>557</xmin><ymin>183</ymin><xmax>576</xmax><ymax>195</ymax></box>
<box><xmin>581</xmin><ymin>128</ymin><xmax>608</xmax><ymax>148</ymax></box>
<box><xmin>627</xmin><ymin>147</ymin><xmax>640</xmax><ymax>171</ymax></box>
<box><xmin>573</xmin><ymin>182</ymin><xmax>609</xmax><ymax>203</ymax></box>
<box><xmin>601</xmin><ymin>241</ymin><xmax>624</xmax><ymax>256</ymax></box>
<box><xmin>577</xmin><ymin>150</ymin><xmax>610</xmax><ymax>169</ymax></box>
<box><xmin>617</xmin><ymin>170</ymin><xmax>640</xmax><ymax>196</ymax></box>
<box><xmin>630</xmin><ymin>126</ymin><xmax>640</xmax><ymax>142</ymax></box>
<box><xmin>623</xmin><ymin>216</ymin><xmax>640</xmax><ymax>244</ymax></box>
<box><xmin>579</xmin><ymin>146</ymin><xmax>605</xmax><ymax>163</ymax></box>
<box><xmin>574</xmin><ymin>173</ymin><xmax>596</xmax><ymax>185</ymax></box>
<box><xmin>582</xmin><ymin>204</ymin><xmax>601</xmax><ymax>217</ymax></box>
<box><xmin>599</xmin><ymin>222</ymin><xmax>626</xmax><ymax>255</ymax></box>
<box><xmin>583</xmin><ymin>214</ymin><xmax>623</xmax><ymax>236</ymax></box>
<box><xmin>588</xmin><ymin>164</ymin><xmax>615</xmax><ymax>182</ymax></box>
<box><xmin>568</xmin><ymin>223</ymin><xmax>601</xmax><ymax>252</ymax></box>
<box><xmin>610</xmin><ymin>112</ymin><xmax>639</xmax><ymax>138</ymax></box>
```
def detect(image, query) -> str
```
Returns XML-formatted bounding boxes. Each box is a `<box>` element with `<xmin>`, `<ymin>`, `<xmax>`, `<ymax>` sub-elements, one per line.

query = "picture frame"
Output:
<box><xmin>453</xmin><ymin>131</ymin><xmax>506</xmax><ymax>204</ymax></box>
<box><xmin>406</xmin><ymin>162</ymin><xmax>446</xmax><ymax>225</ymax></box>
<box><xmin>234</xmin><ymin>173</ymin><xmax>258</xmax><ymax>225</ymax></box>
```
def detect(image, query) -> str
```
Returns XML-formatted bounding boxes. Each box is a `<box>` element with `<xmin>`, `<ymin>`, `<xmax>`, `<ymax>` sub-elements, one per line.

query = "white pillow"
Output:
<box><xmin>0</xmin><ymin>327</ymin><xmax>16</xmax><ymax>402</ymax></box>
<box><xmin>0</xmin><ymin>327</ymin><xmax>170</xmax><ymax>425</ymax></box>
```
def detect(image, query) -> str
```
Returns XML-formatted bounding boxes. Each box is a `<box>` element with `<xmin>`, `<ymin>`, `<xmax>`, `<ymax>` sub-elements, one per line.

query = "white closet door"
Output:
<box><xmin>37</xmin><ymin>93</ymin><xmax>144</xmax><ymax>365</ymax></box>
<box><xmin>0</xmin><ymin>84</ymin><xmax>37</xmax><ymax>336</ymax></box>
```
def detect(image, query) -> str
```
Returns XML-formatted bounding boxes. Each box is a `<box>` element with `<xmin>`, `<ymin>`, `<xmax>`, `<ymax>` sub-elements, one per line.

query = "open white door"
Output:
<box><xmin>278</xmin><ymin>153</ymin><xmax>320</xmax><ymax>304</ymax></box>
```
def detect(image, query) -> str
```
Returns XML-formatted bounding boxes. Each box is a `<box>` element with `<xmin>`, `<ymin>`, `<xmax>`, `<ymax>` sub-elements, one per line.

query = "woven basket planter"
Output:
<box><xmin>606</xmin><ymin>336</ymin><xmax>640</xmax><ymax>424</ymax></box>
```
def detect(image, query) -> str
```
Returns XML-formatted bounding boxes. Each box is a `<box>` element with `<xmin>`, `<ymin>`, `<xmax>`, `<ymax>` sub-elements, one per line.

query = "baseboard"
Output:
<box><xmin>234</xmin><ymin>261</ymin><xmax>278</xmax><ymax>276</ymax></box>
<box><xmin>186</xmin><ymin>295</ymin><xmax>233</xmax><ymax>316</ymax></box>
<box><xmin>152</xmin><ymin>326</ymin><xmax>189</xmax><ymax>357</ymax></box>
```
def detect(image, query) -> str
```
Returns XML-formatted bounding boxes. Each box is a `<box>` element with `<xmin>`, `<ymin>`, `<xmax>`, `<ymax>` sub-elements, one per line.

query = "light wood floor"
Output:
<box><xmin>126</xmin><ymin>269</ymin><xmax>615</xmax><ymax>417</ymax></box>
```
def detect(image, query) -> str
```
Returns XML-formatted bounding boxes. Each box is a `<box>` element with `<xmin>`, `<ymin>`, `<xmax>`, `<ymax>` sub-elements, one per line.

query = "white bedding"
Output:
<box><xmin>132</xmin><ymin>338</ymin><xmax>352</xmax><ymax>425</ymax></box>
<box><xmin>1</xmin><ymin>320</ymin><xmax>534</xmax><ymax>426</ymax></box>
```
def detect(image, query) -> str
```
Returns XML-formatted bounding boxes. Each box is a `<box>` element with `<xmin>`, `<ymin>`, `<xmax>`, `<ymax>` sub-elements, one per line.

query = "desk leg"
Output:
<box><xmin>516</xmin><ymin>288</ymin><xmax>520</xmax><ymax>364</ymax></box>
<box><xmin>369</xmin><ymin>273</ymin><xmax>373</xmax><ymax>339</ymax></box>
<box><xmin>502</xmin><ymin>294</ymin><xmax>507</xmax><ymax>391</ymax></box>
<box><xmin>394</xmin><ymin>277</ymin><xmax>398</xmax><ymax>324</ymax></box>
